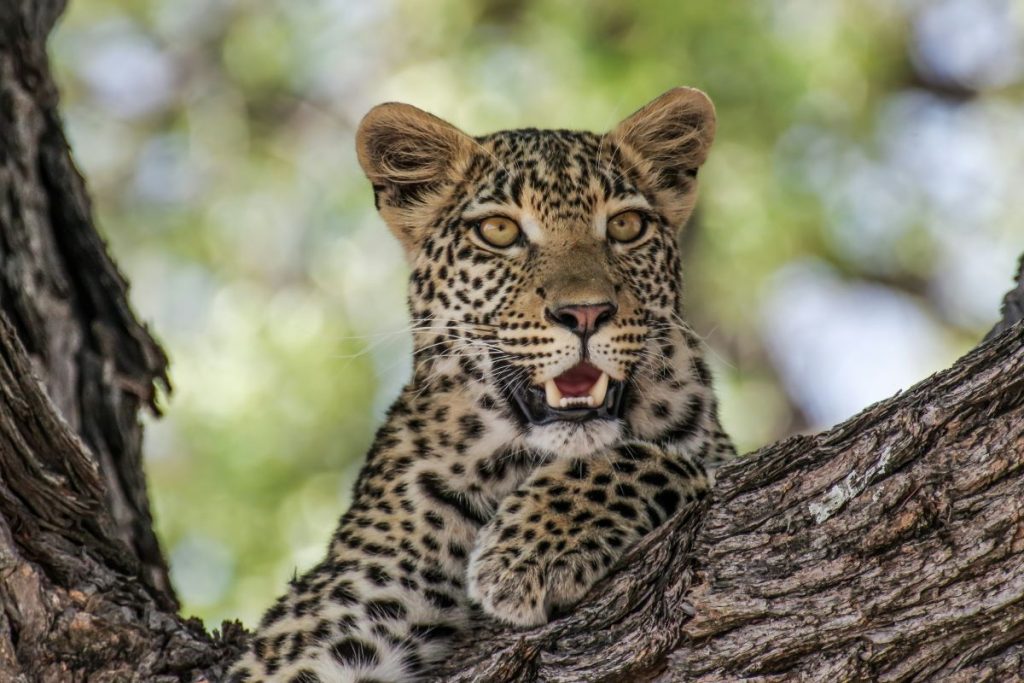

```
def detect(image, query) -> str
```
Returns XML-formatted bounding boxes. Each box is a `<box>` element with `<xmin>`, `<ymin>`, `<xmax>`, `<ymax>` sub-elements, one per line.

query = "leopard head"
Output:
<box><xmin>356</xmin><ymin>88</ymin><xmax>716</xmax><ymax>457</ymax></box>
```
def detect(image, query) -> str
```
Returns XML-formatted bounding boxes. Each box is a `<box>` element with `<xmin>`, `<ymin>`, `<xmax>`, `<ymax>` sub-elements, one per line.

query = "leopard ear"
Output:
<box><xmin>607</xmin><ymin>88</ymin><xmax>716</xmax><ymax>225</ymax></box>
<box><xmin>356</xmin><ymin>102</ymin><xmax>478</xmax><ymax>254</ymax></box>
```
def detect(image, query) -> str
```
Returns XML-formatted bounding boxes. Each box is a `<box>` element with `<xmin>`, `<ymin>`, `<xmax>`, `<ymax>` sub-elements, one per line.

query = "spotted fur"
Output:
<box><xmin>228</xmin><ymin>88</ymin><xmax>735</xmax><ymax>683</ymax></box>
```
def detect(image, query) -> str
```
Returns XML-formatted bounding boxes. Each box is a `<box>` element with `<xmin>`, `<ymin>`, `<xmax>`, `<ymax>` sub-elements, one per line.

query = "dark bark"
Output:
<box><xmin>0</xmin><ymin>0</ymin><xmax>172</xmax><ymax>606</ymax></box>
<box><xmin>2</xmin><ymin>1</ymin><xmax>1024</xmax><ymax>681</ymax></box>
<box><xmin>0</xmin><ymin>315</ymin><xmax>245</xmax><ymax>682</ymax></box>
<box><xmin>0</xmin><ymin>2</ymin><xmax>245</xmax><ymax>681</ymax></box>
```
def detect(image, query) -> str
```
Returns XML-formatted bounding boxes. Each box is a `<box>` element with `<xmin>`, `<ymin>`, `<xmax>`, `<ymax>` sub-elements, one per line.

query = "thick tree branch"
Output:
<box><xmin>671</xmin><ymin>325</ymin><xmax>1024</xmax><ymax>679</ymax></box>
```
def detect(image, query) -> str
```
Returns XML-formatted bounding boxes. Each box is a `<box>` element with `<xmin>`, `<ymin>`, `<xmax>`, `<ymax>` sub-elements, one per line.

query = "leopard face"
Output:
<box><xmin>357</xmin><ymin>88</ymin><xmax>715</xmax><ymax>457</ymax></box>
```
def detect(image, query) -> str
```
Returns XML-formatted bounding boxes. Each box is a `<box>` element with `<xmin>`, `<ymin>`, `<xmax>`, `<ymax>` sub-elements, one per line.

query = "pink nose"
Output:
<box><xmin>547</xmin><ymin>302</ymin><xmax>617</xmax><ymax>337</ymax></box>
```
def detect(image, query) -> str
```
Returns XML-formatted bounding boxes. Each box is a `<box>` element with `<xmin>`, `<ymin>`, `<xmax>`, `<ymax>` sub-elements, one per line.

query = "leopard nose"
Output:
<box><xmin>546</xmin><ymin>302</ymin><xmax>617</xmax><ymax>337</ymax></box>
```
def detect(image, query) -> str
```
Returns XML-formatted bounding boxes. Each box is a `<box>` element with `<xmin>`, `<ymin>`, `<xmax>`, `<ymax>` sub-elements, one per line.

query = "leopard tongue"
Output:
<box><xmin>544</xmin><ymin>370</ymin><xmax>609</xmax><ymax>409</ymax></box>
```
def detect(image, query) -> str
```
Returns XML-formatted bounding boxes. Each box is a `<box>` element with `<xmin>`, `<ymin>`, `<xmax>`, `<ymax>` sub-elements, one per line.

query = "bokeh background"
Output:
<box><xmin>51</xmin><ymin>0</ymin><xmax>1024</xmax><ymax>629</ymax></box>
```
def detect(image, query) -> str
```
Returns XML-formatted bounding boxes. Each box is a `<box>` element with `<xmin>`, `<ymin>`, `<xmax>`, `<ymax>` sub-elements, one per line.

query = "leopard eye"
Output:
<box><xmin>476</xmin><ymin>216</ymin><xmax>521</xmax><ymax>248</ymax></box>
<box><xmin>606</xmin><ymin>210</ymin><xmax>646</xmax><ymax>243</ymax></box>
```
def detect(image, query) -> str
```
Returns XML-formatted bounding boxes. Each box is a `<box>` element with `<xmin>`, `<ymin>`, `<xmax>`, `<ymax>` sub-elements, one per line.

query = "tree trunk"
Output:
<box><xmin>0</xmin><ymin>2</ymin><xmax>244</xmax><ymax>681</ymax></box>
<box><xmin>1</xmin><ymin>2</ymin><xmax>1023</xmax><ymax>681</ymax></box>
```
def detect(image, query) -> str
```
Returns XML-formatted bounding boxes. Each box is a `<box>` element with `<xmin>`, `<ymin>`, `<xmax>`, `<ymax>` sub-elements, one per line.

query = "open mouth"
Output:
<box><xmin>511</xmin><ymin>362</ymin><xmax>627</xmax><ymax>425</ymax></box>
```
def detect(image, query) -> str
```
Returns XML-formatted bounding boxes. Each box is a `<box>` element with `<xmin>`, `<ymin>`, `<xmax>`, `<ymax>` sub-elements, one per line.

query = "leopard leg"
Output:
<box><xmin>467</xmin><ymin>441</ymin><xmax>708</xmax><ymax>626</ymax></box>
<box><xmin>226</xmin><ymin>492</ymin><xmax>480</xmax><ymax>683</ymax></box>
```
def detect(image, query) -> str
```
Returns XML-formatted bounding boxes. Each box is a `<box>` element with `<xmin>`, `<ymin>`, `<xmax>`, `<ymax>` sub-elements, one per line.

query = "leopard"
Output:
<box><xmin>227</xmin><ymin>87</ymin><xmax>736</xmax><ymax>683</ymax></box>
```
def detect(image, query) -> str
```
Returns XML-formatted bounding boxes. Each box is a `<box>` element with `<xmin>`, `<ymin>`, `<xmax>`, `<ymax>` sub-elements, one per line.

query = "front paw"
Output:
<box><xmin>543</xmin><ymin>549</ymin><xmax>610</xmax><ymax>615</ymax></box>
<box><xmin>467</xmin><ymin>525</ymin><xmax>618</xmax><ymax>627</ymax></box>
<box><xmin>467</xmin><ymin>535</ymin><xmax>549</xmax><ymax>627</ymax></box>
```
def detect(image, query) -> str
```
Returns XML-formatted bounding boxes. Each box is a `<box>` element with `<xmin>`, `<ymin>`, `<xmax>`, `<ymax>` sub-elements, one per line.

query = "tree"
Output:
<box><xmin>1</xmin><ymin>2</ymin><xmax>1021</xmax><ymax>681</ymax></box>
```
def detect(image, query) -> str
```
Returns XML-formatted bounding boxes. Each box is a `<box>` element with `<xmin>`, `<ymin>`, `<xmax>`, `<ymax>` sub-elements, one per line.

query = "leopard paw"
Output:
<box><xmin>543</xmin><ymin>549</ymin><xmax>609</xmax><ymax>614</ymax></box>
<box><xmin>467</xmin><ymin>526</ymin><xmax>619</xmax><ymax>626</ymax></box>
<box><xmin>466</xmin><ymin>540</ymin><xmax>549</xmax><ymax>627</ymax></box>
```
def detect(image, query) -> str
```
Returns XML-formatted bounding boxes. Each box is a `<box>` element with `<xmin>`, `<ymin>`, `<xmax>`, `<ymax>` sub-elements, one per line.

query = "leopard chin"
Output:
<box><xmin>523</xmin><ymin>418</ymin><xmax>624</xmax><ymax>458</ymax></box>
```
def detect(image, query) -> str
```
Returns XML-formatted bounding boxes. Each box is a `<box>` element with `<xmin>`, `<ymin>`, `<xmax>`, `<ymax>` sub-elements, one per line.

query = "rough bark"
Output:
<box><xmin>0</xmin><ymin>0</ymin><xmax>173</xmax><ymax>605</ymax></box>
<box><xmin>2</xmin><ymin>1</ymin><xmax>1024</xmax><ymax>681</ymax></box>
<box><xmin>0</xmin><ymin>315</ymin><xmax>245</xmax><ymax>682</ymax></box>
<box><xmin>0</xmin><ymin>2</ymin><xmax>245</xmax><ymax>681</ymax></box>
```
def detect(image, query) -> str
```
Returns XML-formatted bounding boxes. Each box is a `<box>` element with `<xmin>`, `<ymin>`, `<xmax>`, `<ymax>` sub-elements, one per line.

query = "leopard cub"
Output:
<box><xmin>229</xmin><ymin>87</ymin><xmax>735</xmax><ymax>682</ymax></box>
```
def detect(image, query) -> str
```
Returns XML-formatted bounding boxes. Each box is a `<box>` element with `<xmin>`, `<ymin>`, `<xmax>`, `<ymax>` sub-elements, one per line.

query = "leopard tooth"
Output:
<box><xmin>588</xmin><ymin>372</ymin><xmax>610</xmax><ymax>406</ymax></box>
<box><xmin>545</xmin><ymin>380</ymin><xmax>563</xmax><ymax>408</ymax></box>
<box><xmin>560</xmin><ymin>396</ymin><xmax>590</xmax><ymax>409</ymax></box>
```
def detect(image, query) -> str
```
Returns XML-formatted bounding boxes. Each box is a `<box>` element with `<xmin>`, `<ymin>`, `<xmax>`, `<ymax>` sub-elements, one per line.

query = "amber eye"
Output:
<box><xmin>606</xmin><ymin>210</ymin><xmax>646</xmax><ymax>243</ymax></box>
<box><xmin>476</xmin><ymin>216</ymin><xmax>522</xmax><ymax>248</ymax></box>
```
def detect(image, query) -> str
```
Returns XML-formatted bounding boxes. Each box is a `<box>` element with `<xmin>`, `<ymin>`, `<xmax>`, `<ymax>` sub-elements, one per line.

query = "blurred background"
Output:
<box><xmin>51</xmin><ymin>0</ymin><xmax>1024</xmax><ymax>629</ymax></box>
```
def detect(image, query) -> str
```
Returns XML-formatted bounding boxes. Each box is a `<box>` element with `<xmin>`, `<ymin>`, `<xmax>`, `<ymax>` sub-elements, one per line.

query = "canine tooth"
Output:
<box><xmin>588</xmin><ymin>372</ymin><xmax>610</xmax><ymax>406</ymax></box>
<box><xmin>546</xmin><ymin>380</ymin><xmax>563</xmax><ymax>408</ymax></box>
